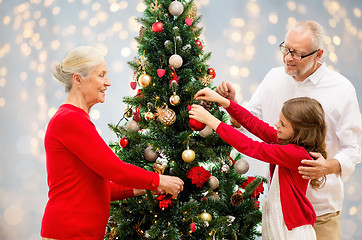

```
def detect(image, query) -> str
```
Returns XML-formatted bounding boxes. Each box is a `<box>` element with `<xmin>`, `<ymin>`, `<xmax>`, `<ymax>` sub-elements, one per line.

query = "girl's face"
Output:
<box><xmin>275</xmin><ymin>112</ymin><xmax>294</xmax><ymax>140</ymax></box>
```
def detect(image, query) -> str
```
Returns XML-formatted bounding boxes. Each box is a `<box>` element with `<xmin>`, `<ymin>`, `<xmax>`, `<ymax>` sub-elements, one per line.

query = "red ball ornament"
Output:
<box><xmin>207</xmin><ymin>68</ymin><xmax>216</xmax><ymax>79</ymax></box>
<box><xmin>119</xmin><ymin>136</ymin><xmax>129</xmax><ymax>148</ymax></box>
<box><xmin>195</xmin><ymin>39</ymin><xmax>203</xmax><ymax>50</ymax></box>
<box><xmin>189</xmin><ymin>118</ymin><xmax>206</xmax><ymax>131</ymax></box>
<box><xmin>152</xmin><ymin>22</ymin><xmax>163</xmax><ymax>32</ymax></box>
<box><xmin>190</xmin><ymin>222</ymin><xmax>196</xmax><ymax>232</ymax></box>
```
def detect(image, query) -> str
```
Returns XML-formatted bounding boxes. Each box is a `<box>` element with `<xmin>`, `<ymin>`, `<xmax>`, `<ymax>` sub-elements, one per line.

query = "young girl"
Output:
<box><xmin>189</xmin><ymin>88</ymin><xmax>327</xmax><ymax>240</ymax></box>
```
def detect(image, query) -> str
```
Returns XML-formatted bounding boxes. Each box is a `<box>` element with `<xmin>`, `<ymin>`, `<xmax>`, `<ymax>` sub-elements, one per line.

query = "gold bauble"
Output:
<box><xmin>199</xmin><ymin>211</ymin><xmax>212</xmax><ymax>222</ymax></box>
<box><xmin>144</xmin><ymin>111</ymin><xmax>155</xmax><ymax>121</ymax></box>
<box><xmin>169</xmin><ymin>94</ymin><xmax>180</xmax><ymax>106</ymax></box>
<box><xmin>157</xmin><ymin>106</ymin><xmax>176</xmax><ymax>126</ymax></box>
<box><xmin>124</xmin><ymin>106</ymin><xmax>133</xmax><ymax>118</ymax></box>
<box><xmin>182</xmin><ymin>148</ymin><xmax>195</xmax><ymax>162</ymax></box>
<box><xmin>139</xmin><ymin>73</ymin><xmax>152</xmax><ymax>87</ymax></box>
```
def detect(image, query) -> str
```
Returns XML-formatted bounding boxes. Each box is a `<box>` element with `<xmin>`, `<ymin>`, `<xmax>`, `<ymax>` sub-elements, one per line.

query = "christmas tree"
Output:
<box><xmin>106</xmin><ymin>1</ymin><xmax>266</xmax><ymax>239</ymax></box>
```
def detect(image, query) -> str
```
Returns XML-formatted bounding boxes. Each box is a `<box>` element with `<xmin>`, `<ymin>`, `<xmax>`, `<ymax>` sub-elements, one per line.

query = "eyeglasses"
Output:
<box><xmin>279</xmin><ymin>41</ymin><xmax>319</xmax><ymax>61</ymax></box>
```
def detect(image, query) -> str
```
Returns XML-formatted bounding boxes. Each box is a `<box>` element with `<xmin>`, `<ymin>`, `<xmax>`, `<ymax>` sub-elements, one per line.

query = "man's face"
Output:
<box><xmin>282</xmin><ymin>30</ymin><xmax>320</xmax><ymax>81</ymax></box>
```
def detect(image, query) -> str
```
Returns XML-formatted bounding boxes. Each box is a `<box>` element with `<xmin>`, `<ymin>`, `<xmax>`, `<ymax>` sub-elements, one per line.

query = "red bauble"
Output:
<box><xmin>190</xmin><ymin>222</ymin><xmax>196</xmax><ymax>232</ymax></box>
<box><xmin>207</xmin><ymin>68</ymin><xmax>216</xmax><ymax>79</ymax></box>
<box><xmin>119</xmin><ymin>136</ymin><xmax>129</xmax><ymax>148</ymax></box>
<box><xmin>195</xmin><ymin>39</ymin><xmax>203</xmax><ymax>50</ymax></box>
<box><xmin>189</xmin><ymin>118</ymin><xmax>206</xmax><ymax>131</ymax></box>
<box><xmin>152</xmin><ymin>22</ymin><xmax>163</xmax><ymax>32</ymax></box>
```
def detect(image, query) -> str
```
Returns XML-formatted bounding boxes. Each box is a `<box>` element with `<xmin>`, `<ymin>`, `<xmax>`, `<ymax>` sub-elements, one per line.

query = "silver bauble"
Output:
<box><xmin>208</xmin><ymin>176</ymin><xmax>219</xmax><ymax>190</ymax></box>
<box><xmin>125</xmin><ymin>119</ymin><xmax>139</xmax><ymax>132</ymax></box>
<box><xmin>168</xmin><ymin>1</ymin><xmax>184</xmax><ymax>16</ymax></box>
<box><xmin>234</xmin><ymin>159</ymin><xmax>249</xmax><ymax>174</ymax></box>
<box><xmin>144</xmin><ymin>146</ymin><xmax>159</xmax><ymax>162</ymax></box>
<box><xmin>169</xmin><ymin>54</ymin><xmax>183</xmax><ymax>68</ymax></box>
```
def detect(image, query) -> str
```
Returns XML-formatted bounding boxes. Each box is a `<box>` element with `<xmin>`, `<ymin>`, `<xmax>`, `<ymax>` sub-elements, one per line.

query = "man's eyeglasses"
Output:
<box><xmin>279</xmin><ymin>41</ymin><xmax>319</xmax><ymax>61</ymax></box>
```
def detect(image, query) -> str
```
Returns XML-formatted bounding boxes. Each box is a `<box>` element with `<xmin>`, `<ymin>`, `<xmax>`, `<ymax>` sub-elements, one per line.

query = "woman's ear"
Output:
<box><xmin>72</xmin><ymin>73</ymin><xmax>82</xmax><ymax>87</ymax></box>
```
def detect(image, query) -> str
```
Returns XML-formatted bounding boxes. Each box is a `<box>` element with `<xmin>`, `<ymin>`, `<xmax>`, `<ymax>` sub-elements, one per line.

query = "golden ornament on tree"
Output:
<box><xmin>199</xmin><ymin>211</ymin><xmax>212</xmax><ymax>222</ymax></box>
<box><xmin>169</xmin><ymin>93</ymin><xmax>180</xmax><ymax>106</ymax></box>
<box><xmin>144</xmin><ymin>111</ymin><xmax>155</xmax><ymax>121</ymax></box>
<box><xmin>139</xmin><ymin>73</ymin><xmax>152</xmax><ymax>87</ymax></box>
<box><xmin>182</xmin><ymin>147</ymin><xmax>195</xmax><ymax>163</ymax></box>
<box><xmin>156</xmin><ymin>105</ymin><xmax>176</xmax><ymax>126</ymax></box>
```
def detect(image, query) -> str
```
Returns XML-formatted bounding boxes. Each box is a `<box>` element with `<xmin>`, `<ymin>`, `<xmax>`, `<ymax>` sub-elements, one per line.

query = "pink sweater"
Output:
<box><xmin>216</xmin><ymin>101</ymin><xmax>316</xmax><ymax>230</ymax></box>
<box><xmin>41</xmin><ymin>104</ymin><xmax>159</xmax><ymax>239</ymax></box>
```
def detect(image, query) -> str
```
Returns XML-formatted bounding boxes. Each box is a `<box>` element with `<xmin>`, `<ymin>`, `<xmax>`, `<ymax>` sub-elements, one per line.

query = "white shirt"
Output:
<box><xmin>246</xmin><ymin>62</ymin><xmax>362</xmax><ymax>216</ymax></box>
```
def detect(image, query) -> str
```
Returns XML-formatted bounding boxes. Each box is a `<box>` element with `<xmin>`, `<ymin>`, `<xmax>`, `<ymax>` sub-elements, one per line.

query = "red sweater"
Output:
<box><xmin>216</xmin><ymin>101</ymin><xmax>316</xmax><ymax>230</ymax></box>
<box><xmin>41</xmin><ymin>104</ymin><xmax>159</xmax><ymax>240</ymax></box>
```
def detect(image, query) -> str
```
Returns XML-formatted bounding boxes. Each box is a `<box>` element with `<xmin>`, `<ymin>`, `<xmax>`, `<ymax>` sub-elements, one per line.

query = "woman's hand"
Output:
<box><xmin>195</xmin><ymin>88</ymin><xmax>230</xmax><ymax>108</ymax></box>
<box><xmin>158</xmin><ymin>175</ymin><xmax>184</xmax><ymax>199</ymax></box>
<box><xmin>189</xmin><ymin>104</ymin><xmax>221</xmax><ymax>130</ymax></box>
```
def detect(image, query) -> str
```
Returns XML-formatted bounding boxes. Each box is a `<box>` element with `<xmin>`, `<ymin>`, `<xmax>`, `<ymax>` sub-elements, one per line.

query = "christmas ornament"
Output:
<box><xmin>125</xmin><ymin>119</ymin><xmax>140</xmax><ymax>132</ymax></box>
<box><xmin>144</xmin><ymin>111</ymin><xmax>155</xmax><ymax>121</ymax></box>
<box><xmin>195</xmin><ymin>39</ymin><xmax>203</xmax><ymax>50</ymax></box>
<box><xmin>133</xmin><ymin>108</ymin><xmax>141</xmax><ymax>122</ymax></box>
<box><xmin>186</xmin><ymin>166</ymin><xmax>211</xmax><ymax>188</ymax></box>
<box><xmin>230</xmin><ymin>190</ymin><xmax>243</xmax><ymax>206</ymax></box>
<box><xmin>199</xmin><ymin>75</ymin><xmax>212</xmax><ymax>86</ymax></box>
<box><xmin>119</xmin><ymin>136</ymin><xmax>129</xmax><ymax>148</ymax></box>
<box><xmin>199</xmin><ymin>125</ymin><xmax>213</xmax><ymax>138</ymax></box>
<box><xmin>169</xmin><ymin>54</ymin><xmax>183</xmax><ymax>69</ymax></box>
<box><xmin>185</xmin><ymin>18</ymin><xmax>193</xmax><ymax>26</ymax></box>
<box><xmin>130</xmin><ymin>81</ymin><xmax>137</xmax><ymax>90</ymax></box>
<box><xmin>169</xmin><ymin>93</ymin><xmax>180</xmax><ymax>106</ymax></box>
<box><xmin>144</xmin><ymin>146</ymin><xmax>159</xmax><ymax>162</ymax></box>
<box><xmin>254</xmin><ymin>200</ymin><xmax>260</xmax><ymax>209</ymax></box>
<box><xmin>208</xmin><ymin>176</ymin><xmax>219</xmax><ymax>190</ymax></box>
<box><xmin>157</xmin><ymin>68</ymin><xmax>166</xmax><ymax>77</ymax></box>
<box><xmin>124</xmin><ymin>106</ymin><xmax>133</xmax><ymax>118</ymax></box>
<box><xmin>199</xmin><ymin>211</ymin><xmax>212</xmax><ymax>222</ymax></box>
<box><xmin>168</xmin><ymin>66</ymin><xmax>180</xmax><ymax>85</ymax></box>
<box><xmin>156</xmin><ymin>193</ymin><xmax>173</xmax><ymax>209</ymax></box>
<box><xmin>189</xmin><ymin>118</ymin><xmax>206</xmax><ymax>131</ymax></box>
<box><xmin>156</xmin><ymin>105</ymin><xmax>176</xmax><ymax>126</ymax></box>
<box><xmin>150</xmin><ymin>0</ymin><xmax>162</xmax><ymax>12</ymax></box>
<box><xmin>200</xmin><ymin>100</ymin><xmax>211</xmax><ymax>111</ymax></box>
<box><xmin>152</xmin><ymin>21</ymin><xmax>163</xmax><ymax>32</ymax></box>
<box><xmin>182</xmin><ymin>147</ymin><xmax>195</xmax><ymax>163</ymax></box>
<box><xmin>221</xmin><ymin>163</ymin><xmax>230</xmax><ymax>173</ymax></box>
<box><xmin>207</xmin><ymin>192</ymin><xmax>220</xmax><ymax>201</ymax></box>
<box><xmin>190</xmin><ymin>222</ymin><xmax>196</xmax><ymax>232</ymax></box>
<box><xmin>153</xmin><ymin>162</ymin><xmax>167</xmax><ymax>174</ymax></box>
<box><xmin>168</xmin><ymin>0</ymin><xmax>184</xmax><ymax>16</ymax></box>
<box><xmin>139</xmin><ymin>73</ymin><xmax>152</xmax><ymax>87</ymax></box>
<box><xmin>207</xmin><ymin>68</ymin><xmax>216</xmax><ymax>79</ymax></box>
<box><xmin>186</xmin><ymin>2</ymin><xmax>197</xmax><ymax>19</ymax></box>
<box><xmin>234</xmin><ymin>159</ymin><xmax>249</xmax><ymax>175</ymax></box>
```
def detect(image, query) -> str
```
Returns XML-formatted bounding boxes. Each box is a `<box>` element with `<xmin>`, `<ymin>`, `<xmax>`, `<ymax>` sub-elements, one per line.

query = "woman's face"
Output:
<box><xmin>81</xmin><ymin>61</ymin><xmax>110</xmax><ymax>106</ymax></box>
<box><xmin>275</xmin><ymin>112</ymin><xmax>294</xmax><ymax>140</ymax></box>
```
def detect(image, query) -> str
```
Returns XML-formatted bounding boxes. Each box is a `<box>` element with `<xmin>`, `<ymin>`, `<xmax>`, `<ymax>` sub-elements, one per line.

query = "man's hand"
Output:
<box><xmin>215</xmin><ymin>81</ymin><xmax>237</xmax><ymax>102</ymax></box>
<box><xmin>298</xmin><ymin>152</ymin><xmax>341</xmax><ymax>179</ymax></box>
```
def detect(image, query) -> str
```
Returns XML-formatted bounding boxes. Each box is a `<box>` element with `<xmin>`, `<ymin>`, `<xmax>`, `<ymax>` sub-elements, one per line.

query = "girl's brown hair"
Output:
<box><xmin>281</xmin><ymin>97</ymin><xmax>327</xmax><ymax>189</ymax></box>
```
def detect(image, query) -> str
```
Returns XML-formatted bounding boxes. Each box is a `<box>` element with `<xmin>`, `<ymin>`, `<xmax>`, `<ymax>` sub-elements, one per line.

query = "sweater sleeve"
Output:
<box><xmin>216</xmin><ymin>122</ymin><xmax>309</xmax><ymax>171</ymax></box>
<box><xmin>224</xmin><ymin>101</ymin><xmax>279</xmax><ymax>144</ymax></box>
<box><xmin>110</xmin><ymin>182</ymin><xmax>135</xmax><ymax>201</ymax></box>
<box><xmin>55</xmin><ymin>111</ymin><xmax>159</xmax><ymax>191</ymax></box>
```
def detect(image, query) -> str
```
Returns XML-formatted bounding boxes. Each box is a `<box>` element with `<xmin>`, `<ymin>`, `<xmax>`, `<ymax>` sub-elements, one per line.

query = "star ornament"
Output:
<box><xmin>150</xmin><ymin>0</ymin><xmax>162</xmax><ymax>12</ymax></box>
<box><xmin>186</xmin><ymin>166</ymin><xmax>211</xmax><ymax>188</ymax></box>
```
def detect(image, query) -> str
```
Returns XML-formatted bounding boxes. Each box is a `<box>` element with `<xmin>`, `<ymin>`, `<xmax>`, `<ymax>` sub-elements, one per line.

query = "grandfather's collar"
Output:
<box><xmin>304</xmin><ymin>61</ymin><xmax>326</xmax><ymax>85</ymax></box>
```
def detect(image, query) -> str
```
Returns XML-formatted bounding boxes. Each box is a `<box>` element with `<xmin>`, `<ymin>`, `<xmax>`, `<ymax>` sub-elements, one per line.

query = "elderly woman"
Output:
<box><xmin>41</xmin><ymin>46</ymin><xmax>184</xmax><ymax>240</ymax></box>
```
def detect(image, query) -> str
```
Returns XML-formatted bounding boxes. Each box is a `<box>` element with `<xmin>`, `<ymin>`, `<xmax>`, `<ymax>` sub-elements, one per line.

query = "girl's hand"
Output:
<box><xmin>189</xmin><ymin>104</ymin><xmax>221</xmax><ymax>130</ymax></box>
<box><xmin>195</xmin><ymin>88</ymin><xmax>230</xmax><ymax>108</ymax></box>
